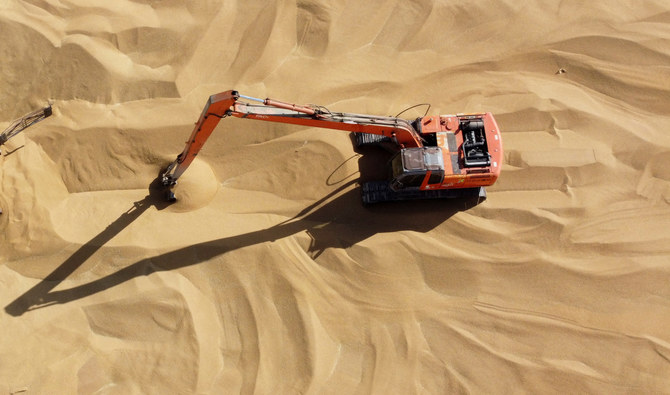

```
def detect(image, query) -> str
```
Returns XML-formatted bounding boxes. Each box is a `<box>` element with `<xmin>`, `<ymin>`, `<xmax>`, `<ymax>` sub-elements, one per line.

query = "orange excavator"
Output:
<box><xmin>161</xmin><ymin>90</ymin><xmax>502</xmax><ymax>204</ymax></box>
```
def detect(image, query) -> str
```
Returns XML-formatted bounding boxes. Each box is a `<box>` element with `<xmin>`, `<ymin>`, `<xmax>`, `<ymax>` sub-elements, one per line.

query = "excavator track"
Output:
<box><xmin>361</xmin><ymin>181</ymin><xmax>486</xmax><ymax>205</ymax></box>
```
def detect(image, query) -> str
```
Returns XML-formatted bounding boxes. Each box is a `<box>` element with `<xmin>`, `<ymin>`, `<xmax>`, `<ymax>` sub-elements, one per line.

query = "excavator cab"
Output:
<box><xmin>389</xmin><ymin>147</ymin><xmax>445</xmax><ymax>191</ymax></box>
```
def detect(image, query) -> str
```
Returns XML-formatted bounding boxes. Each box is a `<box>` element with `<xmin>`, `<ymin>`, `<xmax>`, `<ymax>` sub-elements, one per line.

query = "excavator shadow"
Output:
<box><xmin>5</xmin><ymin>174</ymin><xmax>479</xmax><ymax>316</ymax></box>
<box><xmin>348</xmin><ymin>132</ymin><xmax>395</xmax><ymax>182</ymax></box>
<box><xmin>1</xmin><ymin>144</ymin><xmax>25</xmax><ymax>157</ymax></box>
<box><xmin>4</xmin><ymin>177</ymin><xmax>172</xmax><ymax>316</ymax></box>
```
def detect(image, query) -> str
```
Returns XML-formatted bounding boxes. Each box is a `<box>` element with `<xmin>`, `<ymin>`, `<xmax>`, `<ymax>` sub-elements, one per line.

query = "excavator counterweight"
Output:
<box><xmin>162</xmin><ymin>90</ymin><xmax>502</xmax><ymax>204</ymax></box>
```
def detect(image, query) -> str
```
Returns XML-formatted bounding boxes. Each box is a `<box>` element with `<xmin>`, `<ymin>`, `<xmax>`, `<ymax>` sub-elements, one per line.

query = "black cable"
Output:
<box><xmin>394</xmin><ymin>103</ymin><xmax>431</xmax><ymax>118</ymax></box>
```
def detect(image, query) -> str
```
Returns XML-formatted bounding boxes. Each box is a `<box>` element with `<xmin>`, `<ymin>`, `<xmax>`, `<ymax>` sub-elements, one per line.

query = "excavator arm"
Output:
<box><xmin>161</xmin><ymin>91</ymin><xmax>240</xmax><ymax>186</ymax></box>
<box><xmin>161</xmin><ymin>90</ymin><xmax>424</xmax><ymax>188</ymax></box>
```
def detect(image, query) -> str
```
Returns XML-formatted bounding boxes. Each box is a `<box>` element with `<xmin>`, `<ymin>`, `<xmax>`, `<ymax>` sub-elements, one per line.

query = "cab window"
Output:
<box><xmin>391</xmin><ymin>154</ymin><xmax>404</xmax><ymax>178</ymax></box>
<box><xmin>401</xmin><ymin>173</ymin><xmax>425</xmax><ymax>188</ymax></box>
<box><xmin>428</xmin><ymin>171</ymin><xmax>442</xmax><ymax>184</ymax></box>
